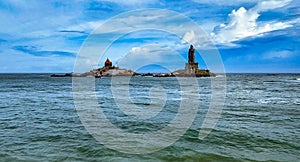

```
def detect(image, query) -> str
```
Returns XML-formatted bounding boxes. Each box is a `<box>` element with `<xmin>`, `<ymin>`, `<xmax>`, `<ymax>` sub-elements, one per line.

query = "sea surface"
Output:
<box><xmin>0</xmin><ymin>74</ymin><xmax>299</xmax><ymax>161</ymax></box>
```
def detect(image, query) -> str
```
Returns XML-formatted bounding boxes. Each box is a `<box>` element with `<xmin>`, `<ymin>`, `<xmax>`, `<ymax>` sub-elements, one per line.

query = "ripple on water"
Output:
<box><xmin>1</xmin><ymin>74</ymin><xmax>300</xmax><ymax>161</ymax></box>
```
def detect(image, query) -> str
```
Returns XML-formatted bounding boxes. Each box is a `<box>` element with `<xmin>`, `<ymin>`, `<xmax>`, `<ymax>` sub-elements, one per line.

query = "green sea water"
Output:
<box><xmin>0</xmin><ymin>74</ymin><xmax>299</xmax><ymax>161</ymax></box>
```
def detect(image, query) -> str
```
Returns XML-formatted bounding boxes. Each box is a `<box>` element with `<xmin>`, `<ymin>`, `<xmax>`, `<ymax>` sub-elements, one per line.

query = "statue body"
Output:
<box><xmin>185</xmin><ymin>45</ymin><xmax>198</xmax><ymax>74</ymax></box>
<box><xmin>188</xmin><ymin>45</ymin><xmax>195</xmax><ymax>63</ymax></box>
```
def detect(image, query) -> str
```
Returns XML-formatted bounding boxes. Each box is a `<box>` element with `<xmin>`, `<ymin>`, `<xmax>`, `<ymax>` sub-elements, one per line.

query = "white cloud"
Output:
<box><xmin>130</xmin><ymin>46</ymin><xmax>150</xmax><ymax>55</ymax></box>
<box><xmin>182</xmin><ymin>30</ymin><xmax>195</xmax><ymax>44</ymax></box>
<box><xmin>77</xmin><ymin>9</ymin><xmax>215</xmax><ymax>51</ymax></box>
<box><xmin>116</xmin><ymin>45</ymin><xmax>184</xmax><ymax>71</ymax></box>
<box><xmin>63</xmin><ymin>20</ymin><xmax>104</xmax><ymax>33</ymax></box>
<box><xmin>211</xmin><ymin>0</ymin><xmax>293</xmax><ymax>45</ymax></box>
<box><xmin>263</xmin><ymin>50</ymin><xmax>294</xmax><ymax>59</ymax></box>
<box><xmin>254</xmin><ymin>0</ymin><xmax>292</xmax><ymax>11</ymax></box>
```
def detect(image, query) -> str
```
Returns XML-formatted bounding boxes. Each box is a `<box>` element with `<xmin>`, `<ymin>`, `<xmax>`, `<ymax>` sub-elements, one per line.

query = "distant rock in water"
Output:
<box><xmin>51</xmin><ymin>58</ymin><xmax>135</xmax><ymax>78</ymax></box>
<box><xmin>152</xmin><ymin>45</ymin><xmax>215</xmax><ymax>77</ymax></box>
<box><xmin>85</xmin><ymin>58</ymin><xmax>135</xmax><ymax>77</ymax></box>
<box><xmin>155</xmin><ymin>45</ymin><xmax>214</xmax><ymax>77</ymax></box>
<box><xmin>50</xmin><ymin>73</ymin><xmax>72</xmax><ymax>77</ymax></box>
<box><xmin>50</xmin><ymin>45</ymin><xmax>215</xmax><ymax>78</ymax></box>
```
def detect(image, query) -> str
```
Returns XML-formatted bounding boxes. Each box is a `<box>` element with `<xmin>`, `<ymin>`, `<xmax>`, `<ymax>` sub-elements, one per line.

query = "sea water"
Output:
<box><xmin>0</xmin><ymin>74</ymin><xmax>299</xmax><ymax>161</ymax></box>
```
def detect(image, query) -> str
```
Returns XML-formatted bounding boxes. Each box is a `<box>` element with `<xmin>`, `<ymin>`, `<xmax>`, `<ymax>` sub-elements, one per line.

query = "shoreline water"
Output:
<box><xmin>0</xmin><ymin>73</ymin><xmax>299</xmax><ymax>161</ymax></box>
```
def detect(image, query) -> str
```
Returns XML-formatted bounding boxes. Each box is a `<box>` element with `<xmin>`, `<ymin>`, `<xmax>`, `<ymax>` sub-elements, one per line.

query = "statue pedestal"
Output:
<box><xmin>185</xmin><ymin>62</ymin><xmax>199</xmax><ymax>74</ymax></box>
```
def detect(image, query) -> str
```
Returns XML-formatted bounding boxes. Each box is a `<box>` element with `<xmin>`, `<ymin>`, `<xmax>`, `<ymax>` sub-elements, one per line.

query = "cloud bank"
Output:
<box><xmin>210</xmin><ymin>0</ymin><xmax>293</xmax><ymax>45</ymax></box>
<box><xmin>0</xmin><ymin>0</ymin><xmax>299</xmax><ymax>73</ymax></box>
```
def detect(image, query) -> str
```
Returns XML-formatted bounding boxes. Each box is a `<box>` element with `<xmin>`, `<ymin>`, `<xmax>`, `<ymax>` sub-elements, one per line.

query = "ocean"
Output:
<box><xmin>0</xmin><ymin>74</ymin><xmax>299</xmax><ymax>161</ymax></box>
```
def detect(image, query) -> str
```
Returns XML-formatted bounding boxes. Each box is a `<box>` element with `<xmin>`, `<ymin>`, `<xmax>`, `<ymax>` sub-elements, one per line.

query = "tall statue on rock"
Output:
<box><xmin>188</xmin><ymin>45</ymin><xmax>195</xmax><ymax>63</ymax></box>
<box><xmin>185</xmin><ymin>45</ymin><xmax>198</xmax><ymax>74</ymax></box>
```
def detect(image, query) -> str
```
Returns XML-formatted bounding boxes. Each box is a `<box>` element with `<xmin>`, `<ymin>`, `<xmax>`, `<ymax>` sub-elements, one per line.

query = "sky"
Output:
<box><xmin>0</xmin><ymin>0</ymin><xmax>299</xmax><ymax>73</ymax></box>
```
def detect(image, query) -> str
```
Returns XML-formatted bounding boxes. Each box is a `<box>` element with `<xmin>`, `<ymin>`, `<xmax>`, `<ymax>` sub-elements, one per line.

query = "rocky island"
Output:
<box><xmin>155</xmin><ymin>45</ymin><xmax>215</xmax><ymax>77</ymax></box>
<box><xmin>51</xmin><ymin>58</ymin><xmax>135</xmax><ymax>78</ymax></box>
<box><xmin>51</xmin><ymin>45</ymin><xmax>215</xmax><ymax>78</ymax></box>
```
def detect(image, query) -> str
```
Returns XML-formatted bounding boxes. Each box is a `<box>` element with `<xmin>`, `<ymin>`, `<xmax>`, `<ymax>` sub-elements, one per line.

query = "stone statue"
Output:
<box><xmin>188</xmin><ymin>45</ymin><xmax>195</xmax><ymax>63</ymax></box>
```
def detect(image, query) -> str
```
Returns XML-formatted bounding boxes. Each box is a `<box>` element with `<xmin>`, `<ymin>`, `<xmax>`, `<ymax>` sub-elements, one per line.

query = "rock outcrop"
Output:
<box><xmin>51</xmin><ymin>45</ymin><xmax>215</xmax><ymax>78</ymax></box>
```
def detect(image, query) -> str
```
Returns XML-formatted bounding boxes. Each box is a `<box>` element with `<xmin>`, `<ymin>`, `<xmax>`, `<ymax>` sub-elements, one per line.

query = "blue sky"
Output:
<box><xmin>0</xmin><ymin>0</ymin><xmax>299</xmax><ymax>73</ymax></box>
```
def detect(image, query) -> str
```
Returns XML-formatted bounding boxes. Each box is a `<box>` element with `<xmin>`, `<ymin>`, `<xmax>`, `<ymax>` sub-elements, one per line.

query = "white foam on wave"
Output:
<box><xmin>257</xmin><ymin>97</ymin><xmax>289</xmax><ymax>104</ymax></box>
<box><xmin>294</xmin><ymin>99</ymin><xmax>300</xmax><ymax>105</ymax></box>
<box><xmin>297</xmin><ymin>78</ymin><xmax>300</xmax><ymax>81</ymax></box>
